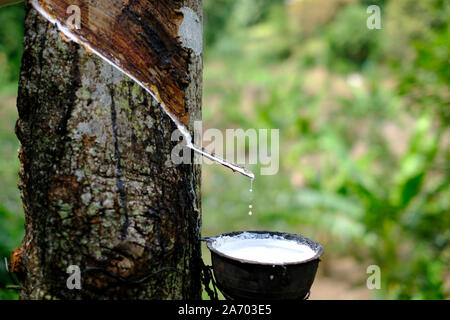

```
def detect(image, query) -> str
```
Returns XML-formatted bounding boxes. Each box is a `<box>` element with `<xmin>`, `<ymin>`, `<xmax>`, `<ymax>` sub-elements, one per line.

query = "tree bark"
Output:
<box><xmin>13</xmin><ymin>1</ymin><xmax>202</xmax><ymax>299</ymax></box>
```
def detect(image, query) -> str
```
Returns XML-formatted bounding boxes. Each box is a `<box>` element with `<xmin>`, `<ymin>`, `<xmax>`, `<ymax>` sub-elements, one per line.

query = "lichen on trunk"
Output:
<box><xmin>14</xmin><ymin>1</ymin><xmax>202</xmax><ymax>299</ymax></box>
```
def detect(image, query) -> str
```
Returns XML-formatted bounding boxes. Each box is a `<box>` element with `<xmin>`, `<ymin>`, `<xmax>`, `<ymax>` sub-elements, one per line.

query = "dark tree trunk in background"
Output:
<box><xmin>13</xmin><ymin>1</ymin><xmax>202</xmax><ymax>299</ymax></box>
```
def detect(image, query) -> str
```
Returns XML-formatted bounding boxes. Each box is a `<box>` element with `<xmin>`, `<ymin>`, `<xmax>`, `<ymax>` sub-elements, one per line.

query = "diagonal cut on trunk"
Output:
<box><xmin>31</xmin><ymin>0</ymin><xmax>254</xmax><ymax>179</ymax></box>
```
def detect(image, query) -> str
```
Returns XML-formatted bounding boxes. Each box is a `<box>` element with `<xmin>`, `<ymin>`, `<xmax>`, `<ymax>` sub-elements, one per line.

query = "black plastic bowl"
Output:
<box><xmin>205</xmin><ymin>231</ymin><xmax>324</xmax><ymax>300</ymax></box>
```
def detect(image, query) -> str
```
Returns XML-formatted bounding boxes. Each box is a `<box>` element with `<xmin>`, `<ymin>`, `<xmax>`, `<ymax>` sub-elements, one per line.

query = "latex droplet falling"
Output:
<box><xmin>248</xmin><ymin>179</ymin><xmax>254</xmax><ymax>216</ymax></box>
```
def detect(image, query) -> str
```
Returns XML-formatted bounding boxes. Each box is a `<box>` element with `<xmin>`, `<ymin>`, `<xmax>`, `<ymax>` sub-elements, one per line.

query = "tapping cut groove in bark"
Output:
<box><xmin>31</xmin><ymin>0</ymin><xmax>255</xmax><ymax>179</ymax></box>
<box><xmin>32</xmin><ymin>0</ymin><xmax>191</xmax><ymax>126</ymax></box>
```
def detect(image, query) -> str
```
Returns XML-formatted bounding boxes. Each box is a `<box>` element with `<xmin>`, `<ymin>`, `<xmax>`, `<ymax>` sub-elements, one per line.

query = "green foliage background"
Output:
<box><xmin>0</xmin><ymin>0</ymin><xmax>448</xmax><ymax>299</ymax></box>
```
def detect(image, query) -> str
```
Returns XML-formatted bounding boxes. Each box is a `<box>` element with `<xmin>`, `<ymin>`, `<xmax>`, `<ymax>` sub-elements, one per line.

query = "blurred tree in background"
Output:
<box><xmin>0</xmin><ymin>3</ymin><xmax>24</xmax><ymax>88</ymax></box>
<box><xmin>0</xmin><ymin>0</ymin><xmax>448</xmax><ymax>299</ymax></box>
<box><xmin>0</xmin><ymin>3</ymin><xmax>25</xmax><ymax>299</ymax></box>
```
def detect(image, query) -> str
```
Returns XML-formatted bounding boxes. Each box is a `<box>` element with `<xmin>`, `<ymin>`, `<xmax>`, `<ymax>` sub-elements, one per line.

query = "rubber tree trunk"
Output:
<box><xmin>13</xmin><ymin>1</ymin><xmax>202</xmax><ymax>299</ymax></box>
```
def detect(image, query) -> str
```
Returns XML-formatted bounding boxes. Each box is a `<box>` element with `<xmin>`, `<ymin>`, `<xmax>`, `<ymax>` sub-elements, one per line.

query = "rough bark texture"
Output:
<box><xmin>13</xmin><ymin>1</ymin><xmax>202</xmax><ymax>299</ymax></box>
